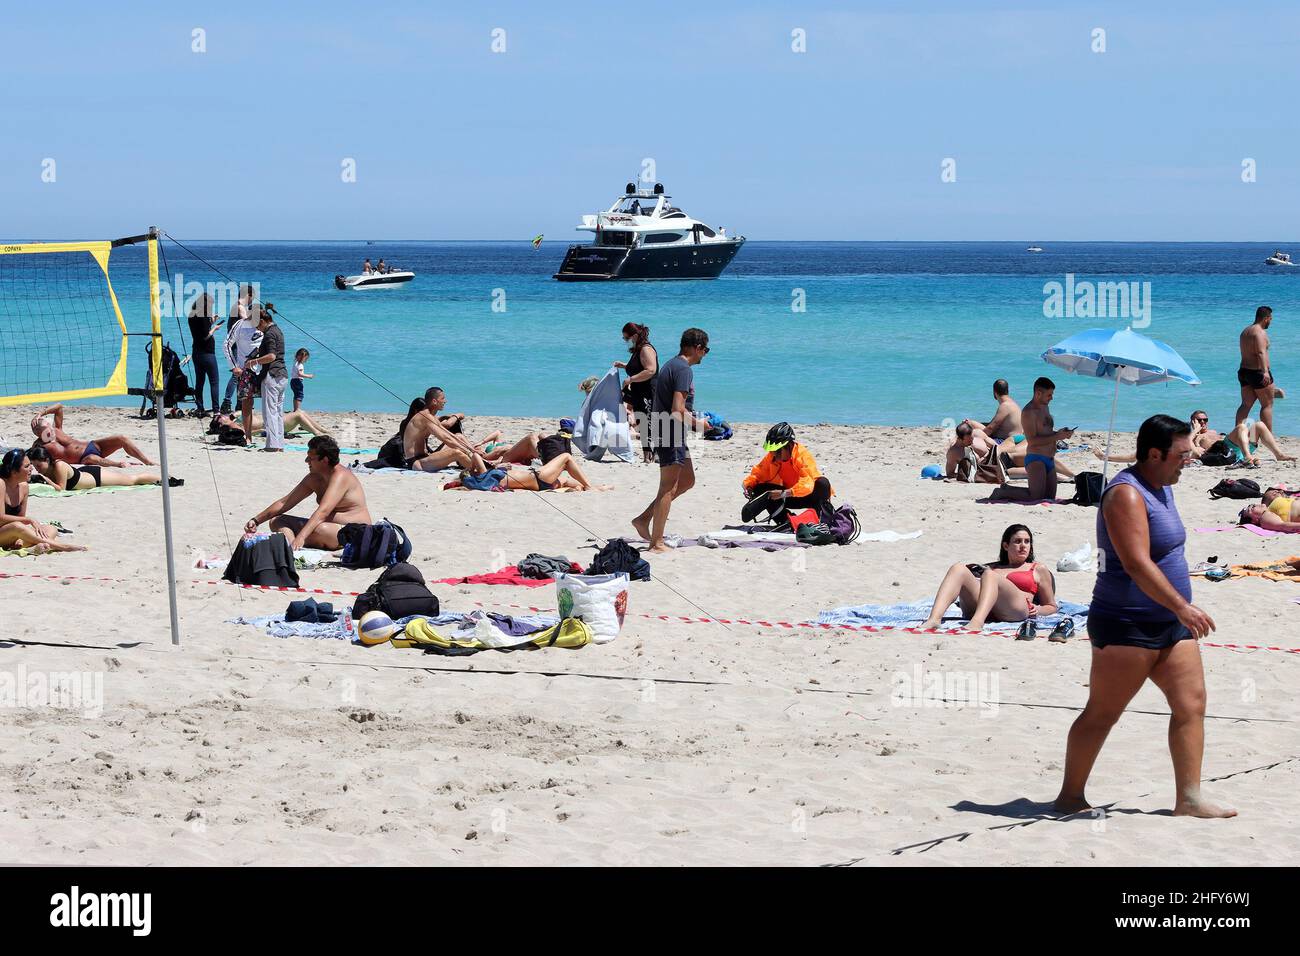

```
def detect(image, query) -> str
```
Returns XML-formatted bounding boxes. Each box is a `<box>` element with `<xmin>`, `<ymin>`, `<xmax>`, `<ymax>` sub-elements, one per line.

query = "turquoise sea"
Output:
<box><xmin>8</xmin><ymin>241</ymin><xmax>1298</xmax><ymax>432</ymax></box>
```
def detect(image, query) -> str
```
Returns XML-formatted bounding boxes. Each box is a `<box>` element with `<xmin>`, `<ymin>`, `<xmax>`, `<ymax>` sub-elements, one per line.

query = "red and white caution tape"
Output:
<box><xmin>4</xmin><ymin>570</ymin><xmax>1299</xmax><ymax>653</ymax></box>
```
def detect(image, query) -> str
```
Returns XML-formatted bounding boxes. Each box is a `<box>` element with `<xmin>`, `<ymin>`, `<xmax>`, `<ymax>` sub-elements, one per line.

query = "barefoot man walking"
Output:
<box><xmin>632</xmin><ymin>328</ymin><xmax>710</xmax><ymax>553</ymax></box>
<box><xmin>1055</xmin><ymin>414</ymin><xmax>1235</xmax><ymax>819</ymax></box>
<box><xmin>1235</xmin><ymin>305</ymin><xmax>1282</xmax><ymax>431</ymax></box>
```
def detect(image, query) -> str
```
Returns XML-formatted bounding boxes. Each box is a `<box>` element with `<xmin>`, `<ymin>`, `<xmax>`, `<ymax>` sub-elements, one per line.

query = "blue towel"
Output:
<box><xmin>231</xmin><ymin>610</ymin><xmax>560</xmax><ymax>642</ymax></box>
<box><xmin>812</xmin><ymin>599</ymin><xmax>1089</xmax><ymax>631</ymax></box>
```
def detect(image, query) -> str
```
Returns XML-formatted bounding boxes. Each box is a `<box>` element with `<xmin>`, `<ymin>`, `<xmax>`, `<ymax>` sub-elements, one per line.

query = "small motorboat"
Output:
<box><xmin>1265</xmin><ymin>251</ymin><xmax>1295</xmax><ymax>266</ymax></box>
<box><xmin>334</xmin><ymin>270</ymin><xmax>415</xmax><ymax>290</ymax></box>
<box><xmin>1026</xmin><ymin>245</ymin><xmax>1044</xmax><ymax>253</ymax></box>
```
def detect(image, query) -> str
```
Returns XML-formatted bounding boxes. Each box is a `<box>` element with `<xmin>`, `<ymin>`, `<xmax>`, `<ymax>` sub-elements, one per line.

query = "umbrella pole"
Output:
<box><xmin>1101</xmin><ymin>371</ymin><xmax>1121</xmax><ymax>486</ymax></box>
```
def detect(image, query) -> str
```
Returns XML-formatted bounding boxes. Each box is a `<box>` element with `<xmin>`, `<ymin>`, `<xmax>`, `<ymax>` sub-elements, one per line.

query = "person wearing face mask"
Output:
<box><xmin>614</xmin><ymin>323</ymin><xmax>658</xmax><ymax>463</ymax></box>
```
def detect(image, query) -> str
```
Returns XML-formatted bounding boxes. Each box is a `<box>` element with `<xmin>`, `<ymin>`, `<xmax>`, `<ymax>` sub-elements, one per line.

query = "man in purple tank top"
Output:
<box><xmin>1055</xmin><ymin>414</ymin><xmax>1236</xmax><ymax>819</ymax></box>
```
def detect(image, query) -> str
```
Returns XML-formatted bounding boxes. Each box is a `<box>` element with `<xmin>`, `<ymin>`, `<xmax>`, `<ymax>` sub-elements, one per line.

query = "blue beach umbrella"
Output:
<box><xmin>1041</xmin><ymin>327</ymin><xmax>1201</xmax><ymax>483</ymax></box>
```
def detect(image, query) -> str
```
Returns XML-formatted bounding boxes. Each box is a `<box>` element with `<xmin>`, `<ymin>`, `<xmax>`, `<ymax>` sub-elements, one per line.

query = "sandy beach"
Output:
<box><xmin>1</xmin><ymin>403</ymin><xmax>1297</xmax><ymax>866</ymax></box>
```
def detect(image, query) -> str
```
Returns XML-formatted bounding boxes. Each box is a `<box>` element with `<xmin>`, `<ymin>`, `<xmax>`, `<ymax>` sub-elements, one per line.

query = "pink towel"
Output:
<box><xmin>1194</xmin><ymin>524</ymin><xmax>1284</xmax><ymax>537</ymax></box>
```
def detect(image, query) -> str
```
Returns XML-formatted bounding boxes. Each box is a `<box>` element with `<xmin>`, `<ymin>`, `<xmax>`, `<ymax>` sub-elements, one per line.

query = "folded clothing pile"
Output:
<box><xmin>285</xmin><ymin>597</ymin><xmax>338</xmax><ymax>623</ymax></box>
<box><xmin>517</xmin><ymin>553</ymin><xmax>582</xmax><ymax>579</ymax></box>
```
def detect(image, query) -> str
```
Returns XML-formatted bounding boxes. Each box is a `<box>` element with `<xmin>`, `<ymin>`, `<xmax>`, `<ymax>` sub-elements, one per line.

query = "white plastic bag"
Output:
<box><xmin>1057</xmin><ymin>542</ymin><xmax>1095</xmax><ymax>573</ymax></box>
<box><xmin>555</xmin><ymin>572</ymin><xmax>629</xmax><ymax>644</ymax></box>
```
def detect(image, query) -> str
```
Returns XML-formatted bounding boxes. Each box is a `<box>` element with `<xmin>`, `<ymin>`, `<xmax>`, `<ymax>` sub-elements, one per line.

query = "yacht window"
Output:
<box><xmin>644</xmin><ymin>233</ymin><xmax>684</xmax><ymax>244</ymax></box>
<box><xmin>599</xmin><ymin>231</ymin><xmax>635</xmax><ymax>246</ymax></box>
<box><xmin>695</xmin><ymin>224</ymin><xmax>717</xmax><ymax>238</ymax></box>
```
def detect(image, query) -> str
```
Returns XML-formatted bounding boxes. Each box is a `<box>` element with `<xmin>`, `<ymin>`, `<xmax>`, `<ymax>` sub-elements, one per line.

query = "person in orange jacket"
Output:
<box><xmin>741</xmin><ymin>422</ymin><xmax>833</xmax><ymax>523</ymax></box>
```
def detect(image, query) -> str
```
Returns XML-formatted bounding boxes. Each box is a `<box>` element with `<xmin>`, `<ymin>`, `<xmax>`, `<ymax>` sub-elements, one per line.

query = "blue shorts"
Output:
<box><xmin>656</xmin><ymin>445</ymin><xmax>691</xmax><ymax>468</ymax></box>
<box><xmin>290</xmin><ymin>379</ymin><xmax>304</xmax><ymax>402</ymax></box>
<box><xmin>1088</xmin><ymin>613</ymin><xmax>1192</xmax><ymax>650</ymax></box>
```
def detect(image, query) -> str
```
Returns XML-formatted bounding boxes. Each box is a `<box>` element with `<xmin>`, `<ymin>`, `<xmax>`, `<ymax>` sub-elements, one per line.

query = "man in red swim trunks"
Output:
<box><xmin>30</xmin><ymin>404</ymin><xmax>155</xmax><ymax>467</ymax></box>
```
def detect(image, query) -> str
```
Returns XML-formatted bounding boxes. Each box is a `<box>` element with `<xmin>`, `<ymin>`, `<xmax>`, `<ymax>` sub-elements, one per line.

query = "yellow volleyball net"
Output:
<box><xmin>0</xmin><ymin>231</ymin><xmax>162</xmax><ymax>407</ymax></box>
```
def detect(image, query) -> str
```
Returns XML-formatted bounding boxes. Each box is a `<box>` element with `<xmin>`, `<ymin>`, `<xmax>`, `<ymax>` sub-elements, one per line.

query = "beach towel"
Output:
<box><xmin>978</xmin><ymin>497</ymin><xmax>1075</xmax><ymax>506</ymax></box>
<box><xmin>232</xmin><ymin>609</ymin><xmax>559</xmax><ymax>642</ymax></box>
<box><xmin>28</xmin><ymin>482</ymin><xmax>153</xmax><ymax>497</ymax></box>
<box><xmin>618</xmin><ymin>533</ymin><xmax>808</xmax><ymax>551</ymax></box>
<box><xmin>348</xmin><ymin>462</ymin><xmax>455</xmax><ymax>477</ymax></box>
<box><xmin>1194</xmin><ymin>524</ymin><xmax>1285</xmax><ymax>537</ymax></box>
<box><xmin>1228</xmin><ymin>556</ymin><xmax>1300</xmax><ymax>582</ymax></box>
<box><xmin>397</xmin><ymin>614</ymin><xmax>582</xmax><ymax>652</ymax></box>
<box><xmin>573</xmin><ymin>367</ymin><xmax>635</xmax><ymax>463</ymax></box>
<box><xmin>813</xmin><ymin>599</ymin><xmax>1089</xmax><ymax>632</ymax></box>
<box><xmin>434</xmin><ymin>566</ymin><xmax>574</xmax><ymax>588</ymax></box>
<box><xmin>287</xmin><ymin>443</ymin><xmax>379</xmax><ymax>456</ymax></box>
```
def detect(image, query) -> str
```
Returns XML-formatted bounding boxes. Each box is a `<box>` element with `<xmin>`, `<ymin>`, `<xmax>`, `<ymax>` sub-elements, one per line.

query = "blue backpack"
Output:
<box><xmin>338</xmin><ymin>519</ymin><xmax>413</xmax><ymax>569</ymax></box>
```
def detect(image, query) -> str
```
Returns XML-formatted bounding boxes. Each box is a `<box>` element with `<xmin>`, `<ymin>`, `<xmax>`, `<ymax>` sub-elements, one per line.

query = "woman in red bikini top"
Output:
<box><xmin>920</xmin><ymin>523</ymin><xmax>1059</xmax><ymax>632</ymax></box>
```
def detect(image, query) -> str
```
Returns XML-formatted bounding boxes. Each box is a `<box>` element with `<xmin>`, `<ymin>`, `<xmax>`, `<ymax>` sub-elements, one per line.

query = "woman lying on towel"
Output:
<box><xmin>212</xmin><ymin>409</ymin><xmax>331</xmax><ymax>439</ymax></box>
<box><xmin>1239</xmin><ymin>490</ymin><xmax>1300</xmax><ymax>532</ymax></box>
<box><xmin>26</xmin><ymin>445</ymin><xmax>180</xmax><ymax>490</ymax></box>
<box><xmin>0</xmin><ymin>449</ymin><xmax>87</xmax><ymax>553</ymax></box>
<box><xmin>919</xmin><ymin>523</ymin><xmax>1063</xmax><ymax>637</ymax></box>
<box><xmin>454</xmin><ymin>453</ymin><xmax>612</xmax><ymax>492</ymax></box>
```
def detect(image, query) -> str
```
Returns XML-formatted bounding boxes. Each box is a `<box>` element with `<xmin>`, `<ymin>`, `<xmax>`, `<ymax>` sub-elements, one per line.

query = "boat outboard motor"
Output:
<box><xmin>334</xmin><ymin>274</ymin><xmax>348</xmax><ymax>290</ymax></box>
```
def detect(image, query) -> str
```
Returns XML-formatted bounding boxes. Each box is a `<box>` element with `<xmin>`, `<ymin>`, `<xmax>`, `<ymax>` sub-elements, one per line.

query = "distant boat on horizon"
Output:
<box><xmin>1026</xmin><ymin>245</ymin><xmax>1044</xmax><ymax>253</ymax></box>
<box><xmin>1265</xmin><ymin>250</ymin><xmax>1295</xmax><ymax>266</ymax></box>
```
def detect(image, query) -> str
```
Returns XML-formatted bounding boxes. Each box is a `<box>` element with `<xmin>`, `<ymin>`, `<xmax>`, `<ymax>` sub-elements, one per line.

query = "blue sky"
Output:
<box><xmin>2</xmin><ymin>1</ymin><xmax>1297</xmax><ymax>240</ymax></box>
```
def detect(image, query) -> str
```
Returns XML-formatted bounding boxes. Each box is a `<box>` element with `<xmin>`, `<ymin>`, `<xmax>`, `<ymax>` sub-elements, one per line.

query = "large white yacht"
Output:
<box><xmin>554</xmin><ymin>183</ymin><xmax>744</xmax><ymax>280</ymax></box>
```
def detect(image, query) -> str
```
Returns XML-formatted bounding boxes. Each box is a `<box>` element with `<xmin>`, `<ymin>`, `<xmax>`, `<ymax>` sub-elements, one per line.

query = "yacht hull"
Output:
<box><xmin>554</xmin><ymin>238</ymin><xmax>744</xmax><ymax>281</ymax></box>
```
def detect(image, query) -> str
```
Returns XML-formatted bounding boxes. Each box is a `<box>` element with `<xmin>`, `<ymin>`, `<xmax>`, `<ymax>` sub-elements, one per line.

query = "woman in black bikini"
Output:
<box><xmin>615</xmin><ymin>323</ymin><xmax>658</xmax><ymax>463</ymax></box>
<box><xmin>0</xmin><ymin>449</ymin><xmax>87</xmax><ymax>553</ymax></box>
<box><xmin>459</xmin><ymin>453</ymin><xmax>612</xmax><ymax>492</ymax></box>
<box><xmin>26</xmin><ymin>445</ymin><xmax>178</xmax><ymax>491</ymax></box>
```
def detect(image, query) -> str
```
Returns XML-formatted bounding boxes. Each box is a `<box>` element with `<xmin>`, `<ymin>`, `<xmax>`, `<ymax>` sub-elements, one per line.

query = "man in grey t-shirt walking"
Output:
<box><xmin>632</xmin><ymin>328</ymin><xmax>711</xmax><ymax>552</ymax></box>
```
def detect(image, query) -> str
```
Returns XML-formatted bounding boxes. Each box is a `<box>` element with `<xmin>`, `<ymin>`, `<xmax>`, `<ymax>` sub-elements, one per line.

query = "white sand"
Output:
<box><xmin>1</xmin><ymin>405</ymin><xmax>1297</xmax><ymax>865</ymax></box>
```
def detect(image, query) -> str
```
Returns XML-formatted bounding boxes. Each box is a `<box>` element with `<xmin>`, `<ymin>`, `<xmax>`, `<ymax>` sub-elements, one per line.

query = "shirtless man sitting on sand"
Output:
<box><xmin>420</xmin><ymin>387</ymin><xmax>540</xmax><ymax>465</ymax></box>
<box><xmin>963</xmin><ymin>378</ymin><xmax>1024</xmax><ymax>444</ymax></box>
<box><xmin>403</xmin><ymin>388</ymin><xmax>490</xmax><ymax>471</ymax></box>
<box><xmin>1236</xmin><ymin>306</ymin><xmax>1284</xmax><ymax>431</ymax></box>
<box><xmin>244</xmin><ymin>436</ymin><xmax>371</xmax><ymax>550</ymax></box>
<box><xmin>30</xmin><ymin>404</ymin><xmax>155</xmax><ymax>467</ymax></box>
<box><xmin>989</xmin><ymin>377</ymin><xmax>1074</xmax><ymax>502</ymax></box>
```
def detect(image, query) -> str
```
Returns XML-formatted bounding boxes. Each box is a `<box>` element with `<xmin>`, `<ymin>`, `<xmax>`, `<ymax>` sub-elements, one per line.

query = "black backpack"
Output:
<box><xmin>337</xmin><ymin>520</ymin><xmax>412</xmax><ymax>569</ymax></box>
<box><xmin>586</xmin><ymin>539</ymin><xmax>651</xmax><ymax>581</ymax></box>
<box><xmin>1073</xmin><ymin>472</ymin><xmax>1105</xmax><ymax>506</ymax></box>
<box><xmin>1199</xmin><ymin>440</ymin><xmax>1235</xmax><ymax>468</ymax></box>
<box><xmin>352</xmin><ymin>562</ymin><xmax>439</xmax><ymax>619</ymax></box>
<box><xmin>1208</xmin><ymin>478</ymin><xmax>1262</xmax><ymax>500</ymax></box>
